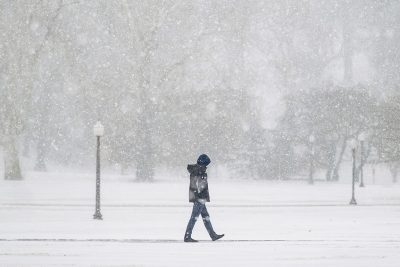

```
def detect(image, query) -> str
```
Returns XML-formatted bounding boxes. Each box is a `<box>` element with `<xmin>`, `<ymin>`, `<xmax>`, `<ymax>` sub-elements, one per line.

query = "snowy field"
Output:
<box><xmin>0</xmin><ymin>172</ymin><xmax>400</xmax><ymax>267</ymax></box>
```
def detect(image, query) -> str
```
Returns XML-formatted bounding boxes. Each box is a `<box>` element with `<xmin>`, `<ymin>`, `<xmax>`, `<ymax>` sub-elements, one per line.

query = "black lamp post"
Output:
<box><xmin>350</xmin><ymin>139</ymin><xmax>357</xmax><ymax>205</ymax></box>
<box><xmin>359</xmin><ymin>133</ymin><xmax>366</xmax><ymax>187</ymax></box>
<box><xmin>309</xmin><ymin>134</ymin><xmax>315</xmax><ymax>185</ymax></box>
<box><xmin>93</xmin><ymin>121</ymin><xmax>104</xmax><ymax>220</ymax></box>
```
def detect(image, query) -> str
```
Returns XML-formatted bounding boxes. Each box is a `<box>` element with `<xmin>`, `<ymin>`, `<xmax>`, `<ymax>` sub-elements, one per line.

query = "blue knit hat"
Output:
<box><xmin>197</xmin><ymin>154</ymin><xmax>211</xmax><ymax>166</ymax></box>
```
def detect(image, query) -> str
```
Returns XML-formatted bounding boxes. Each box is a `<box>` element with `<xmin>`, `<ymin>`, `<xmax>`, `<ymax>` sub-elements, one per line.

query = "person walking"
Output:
<box><xmin>184</xmin><ymin>154</ymin><xmax>224</xmax><ymax>242</ymax></box>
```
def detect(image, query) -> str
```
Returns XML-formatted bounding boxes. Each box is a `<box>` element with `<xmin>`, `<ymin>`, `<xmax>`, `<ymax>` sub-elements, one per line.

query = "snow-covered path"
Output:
<box><xmin>2</xmin><ymin>238</ymin><xmax>400</xmax><ymax>267</ymax></box>
<box><xmin>0</xmin><ymin>173</ymin><xmax>399</xmax><ymax>266</ymax></box>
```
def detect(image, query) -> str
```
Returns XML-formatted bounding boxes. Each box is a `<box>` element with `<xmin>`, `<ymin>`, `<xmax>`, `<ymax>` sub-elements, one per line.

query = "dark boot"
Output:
<box><xmin>202</xmin><ymin>216</ymin><xmax>221</xmax><ymax>241</ymax></box>
<box><xmin>184</xmin><ymin>217</ymin><xmax>198</xmax><ymax>243</ymax></box>
<box><xmin>184</xmin><ymin>233</ymin><xmax>198</xmax><ymax>242</ymax></box>
<box><xmin>212</xmin><ymin>234</ymin><xmax>224</xmax><ymax>241</ymax></box>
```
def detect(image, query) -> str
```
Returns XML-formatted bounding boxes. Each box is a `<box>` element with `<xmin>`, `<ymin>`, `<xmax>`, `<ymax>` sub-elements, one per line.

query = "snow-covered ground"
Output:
<box><xmin>0</xmin><ymin>172</ymin><xmax>399</xmax><ymax>266</ymax></box>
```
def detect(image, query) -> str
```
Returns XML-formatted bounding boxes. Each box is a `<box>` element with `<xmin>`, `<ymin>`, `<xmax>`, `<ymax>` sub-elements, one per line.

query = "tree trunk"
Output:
<box><xmin>4</xmin><ymin>135</ymin><xmax>23</xmax><ymax>180</ymax></box>
<box><xmin>389</xmin><ymin>163</ymin><xmax>398</xmax><ymax>183</ymax></box>
<box><xmin>354</xmin><ymin>143</ymin><xmax>371</xmax><ymax>182</ymax></box>
<box><xmin>34</xmin><ymin>139</ymin><xmax>47</xmax><ymax>172</ymax></box>
<box><xmin>326</xmin><ymin>143</ymin><xmax>336</xmax><ymax>181</ymax></box>
<box><xmin>331</xmin><ymin>136</ymin><xmax>347</xmax><ymax>181</ymax></box>
<box><xmin>135</xmin><ymin>100</ymin><xmax>155</xmax><ymax>182</ymax></box>
<box><xmin>326</xmin><ymin>136</ymin><xmax>346</xmax><ymax>181</ymax></box>
<box><xmin>120</xmin><ymin>162</ymin><xmax>128</xmax><ymax>175</ymax></box>
<box><xmin>22</xmin><ymin>134</ymin><xmax>31</xmax><ymax>157</ymax></box>
<box><xmin>135</xmin><ymin>134</ymin><xmax>155</xmax><ymax>182</ymax></box>
<box><xmin>392</xmin><ymin>169</ymin><xmax>397</xmax><ymax>183</ymax></box>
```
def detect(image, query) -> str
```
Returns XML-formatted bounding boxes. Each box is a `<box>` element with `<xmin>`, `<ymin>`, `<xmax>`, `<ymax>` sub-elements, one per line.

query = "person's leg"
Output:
<box><xmin>201</xmin><ymin>205</ymin><xmax>224</xmax><ymax>241</ymax></box>
<box><xmin>200</xmin><ymin>205</ymin><xmax>216</xmax><ymax>238</ymax></box>
<box><xmin>184</xmin><ymin>201</ymin><xmax>204</xmax><ymax>241</ymax></box>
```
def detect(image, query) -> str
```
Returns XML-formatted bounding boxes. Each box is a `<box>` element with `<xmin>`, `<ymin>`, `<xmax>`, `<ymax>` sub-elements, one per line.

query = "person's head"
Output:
<box><xmin>197</xmin><ymin>154</ymin><xmax>211</xmax><ymax>166</ymax></box>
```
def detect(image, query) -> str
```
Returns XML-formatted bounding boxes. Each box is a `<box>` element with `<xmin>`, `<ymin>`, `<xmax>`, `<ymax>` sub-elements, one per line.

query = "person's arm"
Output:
<box><xmin>196</xmin><ymin>174</ymin><xmax>207</xmax><ymax>193</ymax></box>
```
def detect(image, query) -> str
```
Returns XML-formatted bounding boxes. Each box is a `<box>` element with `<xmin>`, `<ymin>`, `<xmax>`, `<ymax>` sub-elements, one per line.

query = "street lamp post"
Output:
<box><xmin>359</xmin><ymin>133</ymin><xmax>366</xmax><ymax>187</ymax></box>
<box><xmin>349</xmin><ymin>139</ymin><xmax>357</xmax><ymax>205</ymax></box>
<box><xmin>93</xmin><ymin>121</ymin><xmax>104</xmax><ymax>220</ymax></box>
<box><xmin>309</xmin><ymin>134</ymin><xmax>315</xmax><ymax>185</ymax></box>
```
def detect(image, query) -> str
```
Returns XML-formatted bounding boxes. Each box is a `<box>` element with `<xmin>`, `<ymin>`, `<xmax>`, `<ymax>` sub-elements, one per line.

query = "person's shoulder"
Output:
<box><xmin>187</xmin><ymin>164</ymin><xmax>198</xmax><ymax>174</ymax></box>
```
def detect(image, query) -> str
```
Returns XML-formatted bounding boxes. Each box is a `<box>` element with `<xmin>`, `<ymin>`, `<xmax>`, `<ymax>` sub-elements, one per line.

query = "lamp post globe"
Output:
<box><xmin>359</xmin><ymin>132</ymin><xmax>366</xmax><ymax>142</ymax></box>
<box><xmin>309</xmin><ymin>134</ymin><xmax>315</xmax><ymax>144</ymax></box>
<box><xmin>350</xmin><ymin>138</ymin><xmax>357</xmax><ymax>150</ymax></box>
<box><xmin>93</xmin><ymin>121</ymin><xmax>104</xmax><ymax>220</ymax></box>
<box><xmin>94</xmin><ymin>121</ymin><xmax>104</xmax><ymax>137</ymax></box>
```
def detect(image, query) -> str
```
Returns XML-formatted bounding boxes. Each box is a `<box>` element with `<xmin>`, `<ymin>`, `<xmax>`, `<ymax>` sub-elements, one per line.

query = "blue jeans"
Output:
<box><xmin>184</xmin><ymin>200</ymin><xmax>216</xmax><ymax>239</ymax></box>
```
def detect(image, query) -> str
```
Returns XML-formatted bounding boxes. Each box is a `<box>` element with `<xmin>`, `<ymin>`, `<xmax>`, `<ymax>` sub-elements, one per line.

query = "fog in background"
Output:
<box><xmin>1</xmin><ymin>0</ymin><xmax>400</xmax><ymax>183</ymax></box>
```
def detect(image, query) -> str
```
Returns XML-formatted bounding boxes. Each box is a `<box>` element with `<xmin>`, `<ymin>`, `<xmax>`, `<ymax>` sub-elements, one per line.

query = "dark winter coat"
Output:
<box><xmin>188</xmin><ymin>164</ymin><xmax>210</xmax><ymax>203</ymax></box>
